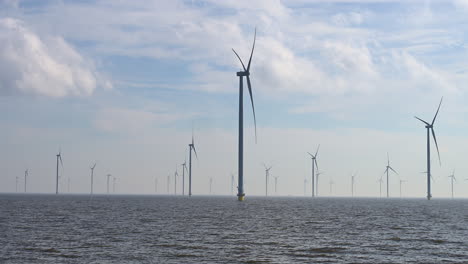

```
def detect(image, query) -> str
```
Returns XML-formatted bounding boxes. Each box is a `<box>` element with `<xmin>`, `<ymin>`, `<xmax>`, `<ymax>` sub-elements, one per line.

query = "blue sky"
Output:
<box><xmin>2</xmin><ymin>0</ymin><xmax>468</xmax><ymax>198</ymax></box>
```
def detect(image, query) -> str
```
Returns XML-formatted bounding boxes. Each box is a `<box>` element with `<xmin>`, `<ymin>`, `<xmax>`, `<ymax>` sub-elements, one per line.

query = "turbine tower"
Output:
<box><xmin>55</xmin><ymin>150</ymin><xmax>63</xmax><ymax>194</ymax></box>
<box><xmin>308</xmin><ymin>145</ymin><xmax>320</xmax><ymax>198</ymax></box>
<box><xmin>263</xmin><ymin>164</ymin><xmax>272</xmax><ymax>196</ymax></box>
<box><xmin>24</xmin><ymin>169</ymin><xmax>28</xmax><ymax>193</ymax></box>
<box><xmin>274</xmin><ymin>175</ymin><xmax>279</xmax><ymax>194</ymax></box>
<box><xmin>232</xmin><ymin>28</ymin><xmax>257</xmax><ymax>201</ymax></box>
<box><xmin>231</xmin><ymin>173</ymin><xmax>236</xmax><ymax>196</ymax></box>
<box><xmin>383</xmin><ymin>153</ymin><xmax>398</xmax><ymax>198</ymax></box>
<box><xmin>90</xmin><ymin>163</ymin><xmax>96</xmax><ymax>195</ymax></box>
<box><xmin>188</xmin><ymin>129</ymin><xmax>198</xmax><ymax>196</ymax></box>
<box><xmin>351</xmin><ymin>172</ymin><xmax>358</xmax><ymax>197</ymax></box>
<box><xmin>181</xmin><ymin>158</ymin><xmax>188</xmax><ymax>195</ymax></box>
<box><xmin>415</xmin><ymin>97</ymin><xmax>443</xmax><ymax>200</ymax></box>
<box><xmin>448</xmin><ymin>170</ymin><xmax>456</xmax><ymax>199</ymax></box>
<box><xmin>377</xmin><ymin>177</ymin><xmax>383</xmax><ymax>197</ymax></box>
<box><xmin>329</xmin><ymin>179</ymin><xmax>335</xmax><ymax>195</ymax></box>
<box><xmin>106</xmin><ymin>174</ymin><xmax>112</xmax><ymax>194</ymax></box>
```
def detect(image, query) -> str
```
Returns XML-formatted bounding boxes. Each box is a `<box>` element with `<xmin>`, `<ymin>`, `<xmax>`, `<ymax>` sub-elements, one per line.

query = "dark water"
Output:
<box><xmin>1</xmin><ymin>194</ymin><xmax>468</xmax><ymax>263</ymax></box>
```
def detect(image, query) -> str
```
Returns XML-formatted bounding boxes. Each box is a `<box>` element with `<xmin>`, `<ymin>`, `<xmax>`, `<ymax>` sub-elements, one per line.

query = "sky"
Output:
<box><xmin>2</xmin><ymin>0</ymin><xmax>468</xmax><ymax>198</ymax></box>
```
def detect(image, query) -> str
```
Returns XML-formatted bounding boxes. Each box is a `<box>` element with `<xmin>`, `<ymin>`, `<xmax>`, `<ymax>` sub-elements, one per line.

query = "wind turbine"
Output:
<box><xmin>209</xmin><ymin>177</ymin><xmax>213</xmax><ymax>195</ymax></box>
<box><xmin>232</xmin><ymin>28</ymin><xmax>257</xmax><ymax>201</ymax></box>
<box><xmin>24</xmin><ymin>169</ymin><xmax>28</xmax><ymax>193</ymax></box>
<box><xmin>316</xmin><ymin>170</ymin><xmax>324</xmax><ymax>196</ymax></box>
<box><xmin>329</xmin><ymin>179</ymin><xmax>335</xmax><ymax>195</ymax></box>
<box><xmin>113</xmin><ymin>176</ymin><xmax>118</xmax><ymax>193</ymax></box>
<box><xmin>231</xmin><ymin>173</ymin><xmax>236</xmax><ymax>196</ymax></box>
<box><xmin>188</xmin><ymin>128</ymin><xmax>198</xmax><ymax>196</ymax></box>
<box><xmin>399</xmin><ymin>179</ymin><xmax>407</xmax><ymax>198</ymax></box>
<box><xmin>377</xmin><ymin>177</ymin><xmax>384</xmax><ymax>198</ymax></box>
<box><xmin>351</xmin><ymin>172</ymin><xmax>358</xmax><ymax>197</ymax></box>
<box><xmin>308</xmin><ymin>145</ymin><xmax>320</xmax><ymax>198</ymax></box>
<box><xmin>415</xmin><ymin>97</ymin><xmax>443</xmax><ymax>200</ymax></box>
<box><xmin>263</xmin><ymin>164</ymin><xmax>272</xmax><ymax>196</ymax></box>
<box><xmin>448</xmin><ymin>169</ymin><xmax>456</xmax><ymax>199</ymax></box>
<box><xmin>55</xmin><ymin>150</ymin><xmax>63</xmax><ymax>194</ymax></box>
<box><xmin>106</xmin><ymin>174</ymin><xmax>112</xmax><ymax>194</ymax></box>
<box><xmin>181</xmin><ymin>158</ymin><xmax>188</xmax><ymax>196</ymax></box>
<box><xmin>383</xmin><ymin>153</ymin><xmax>398</xmax><ymax>198</ymax></box>
<box><xmin>274</xmin><ymin>175</ymin><xmax>280</xmax><ymax>194</ymax></box>
<box><xmin>90</xmin><ymin>163</ymin><xmax>96</xmax><ymax>195</ymax></box>
<box><xmin>174</xmin><ymin>167</ymin><xmax>179</xmax><ymax>195</ymax></box>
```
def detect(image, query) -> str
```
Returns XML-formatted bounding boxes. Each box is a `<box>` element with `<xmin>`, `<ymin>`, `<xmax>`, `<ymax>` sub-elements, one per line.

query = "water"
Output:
<box><xmin>1</xmin><ymin>194</ymin><xmax>467</xmax><ymax>263</ymax></box>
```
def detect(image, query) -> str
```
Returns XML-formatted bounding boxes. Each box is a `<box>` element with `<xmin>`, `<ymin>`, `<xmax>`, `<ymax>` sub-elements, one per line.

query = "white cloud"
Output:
<box><xmin>0</xmin><ymin>18</ymin><xmax>111</xmax><ymax>97</ymax></box>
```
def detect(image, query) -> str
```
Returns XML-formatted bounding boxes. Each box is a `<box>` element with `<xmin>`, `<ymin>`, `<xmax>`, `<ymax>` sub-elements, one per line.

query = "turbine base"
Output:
<box><xmin>237</xmin><ymin>193</ymin><xmax>245</xmax><ymax>201</ymax></box>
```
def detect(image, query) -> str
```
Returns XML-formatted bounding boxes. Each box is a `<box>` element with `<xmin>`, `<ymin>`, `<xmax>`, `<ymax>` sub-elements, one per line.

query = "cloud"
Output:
<box><xmin>0</xmin><ymin>18</ymin><xmax>111</xmax><ymax>97</ymax></box>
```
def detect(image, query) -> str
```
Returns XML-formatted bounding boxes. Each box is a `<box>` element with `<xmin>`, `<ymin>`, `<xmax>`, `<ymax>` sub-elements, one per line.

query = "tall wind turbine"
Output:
<box><xmin>55</xmin><ymin>150</ymin><xmax>63</xmax><ymax>194</ymax></box>
<box><xmin>232</xmin><ymin>28</ymin><xmax>257</xmax><ymax>201</ymax></box>
<box><xmin>263</xmin><ymin>164</ymin><xmax>272</xmax><ymax>196</ymax></box>
<box><xmin>90</xmin><ymin>163</ymin><xmax>96</xmax><ymax>195</ymax></box>
<box><xmin>383</xmin><ymin>153</ymin><xmax>398</xmax><ymax>198</ymax></box>
<box><xmin>188</xmin><ymin>129</ymin><xmax>198</xmax><ymax>197</ymax></box>
<box><xmin>399</xmin><ymin>179</ymin><xmax>407</xmax><ymax>198</ymax></box>
<box><xmin>308</xmin><ymin>145</ymin><xmax>320</xmax><ymax>198</ymax></box>
<box><xmin>106</xmin><ymin>174</ymin><xmax>112</xmax><ymax>194</ymax></box>
<box><xmin>415</xmin><ymin>97</ymin><xmax>443</xmax><ymax>200</ymax></box>
<box><xmin>351</xmin><ymin>172</ymin><xmax>358</xmax><ymax>197</ymax></box>
<box><xmin>181</xmin><ymin>158</ymin><xmax>188</xmax><ymax>196</ymax></box>
<box><xmin>24</xmin><ymin>169</ymin><xmax>28</xmax><ymax>193</ymax></box>
<box><xmin>448</xmin><ymin>170</ymin><xmax>456</xmax><ymax>199</ymax></box>
<box><xmin>274</xmin><ymin>175</ymin><xmax>280</xmax><ymax>194</ymax></box>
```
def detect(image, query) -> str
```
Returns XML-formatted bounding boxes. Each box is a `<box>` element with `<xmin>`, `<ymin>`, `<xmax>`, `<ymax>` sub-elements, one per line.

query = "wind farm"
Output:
<box><xmin>5</xmin><ymin>2</ymin><xmax>468</xmax><ymax>263</ymax></box>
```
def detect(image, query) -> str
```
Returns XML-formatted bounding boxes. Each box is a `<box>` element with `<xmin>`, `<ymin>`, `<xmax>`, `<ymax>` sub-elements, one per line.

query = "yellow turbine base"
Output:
<box><xmin>238</xmin><ymin>195</ymin><xmax>245</xmax><ymax>201</ymax></box>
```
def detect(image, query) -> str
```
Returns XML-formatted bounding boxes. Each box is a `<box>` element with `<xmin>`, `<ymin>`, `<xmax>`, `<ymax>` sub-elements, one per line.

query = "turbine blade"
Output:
<box><xmin>431</xmin><ymin>128</ymin><xmax>441</xmax><ymax>165</ymax></box>
<box><xmin>59</xmin><ymin>155</ymin><xmax>63</xmax><ymax>167</ymax></box>
<box><xmin>232</xmin><ymin>49</ymin><xmax>247</xmax><ymax>71</ymax></box>
<box><xmin>246</xmin><ymin>28</ymin><xmax>256</xmax><ymax>72</ymax></box>
<box><xmin>414</xmin><ymin>116</ymin><xmax>430</xmax><ymax>126</ymax></box>
<box><xmin>431</xmin><ymin>97</ymin><xmax>443</xmax><ymax>125</ymax></box>
<box><xmin>314</xmin><ymin>159</ymin><xmax>319</xmax><ymax>171</ymax></box>
<box><xmin>387</xmin><ymin>152</ymin><xmax>389</xmax><ymax>166</ymax></box>
<box><xmin>193</xmin><ymin>145</ymin><xmax>198</xmax><ymax>160</ymax></box>
<box><xmin>246</xmin><ymin>76</ymin><xmax>257</xmax><ymax>143</ymax></box>
<box><xmin>389</xmin><ymin>166</ymin><xmax>398</xmax><ymax>175</ymax></box>
<box><xmin>315</xmin><ymin>144</ymin><xmax>320</xmax><ymax>157</ymax></box>
<box><xmin>307</xmin><ymin>152</ymin><xmax>314</xmax><ymax>158</ymax></box>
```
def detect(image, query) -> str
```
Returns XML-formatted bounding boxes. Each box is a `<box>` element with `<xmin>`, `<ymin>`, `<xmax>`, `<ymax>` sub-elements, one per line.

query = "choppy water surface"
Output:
<box><xmin>1</xmin><ymin>194</ymin><xmax>468</xmax><ymax>263</ymax></box>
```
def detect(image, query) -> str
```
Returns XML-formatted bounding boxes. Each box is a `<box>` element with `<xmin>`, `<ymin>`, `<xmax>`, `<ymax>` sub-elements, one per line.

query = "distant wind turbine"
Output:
<box><xmin>399</xmin><ymin>179</ymin><xmax>407</xmax><ymax>198</ymax></box>
<box><xmin>263</xmin><ymin>164</ymin><xmax>272</xmax><ymax>196</ymax></box>
<box><xmin>231</xmin><ymin>173</ymin><xmax>236</xmax><ymax>196</ymax></box>
<box><xmin>232</xmin><ymin>28</ymin><xmax>257</xmax><ymax>201</ymax></box>
<box><xmin>329</xmin><ymin>179</ymin><xmax>335</xmax><ymax>195</ymax></box>
<box><xmin>113</xmin><ymin>176</ymin><xmax>117</xmax><ymax>193</ymax></box>
<box><xmin>308</xmin><ymin>145</ymin><xmax>320</xmax><ymax>198</ymax></box>
<box><xmin>90</xmin><ymin>163</ymin><xmax>96</xmax><ymax>195</ymax></box>
<box><xmin>55</xmin><ymin>150</ymin><xmax>63</xmax><ymax>194</ymax></box>
<box><xmin>174</xmin><ymin>167</ymin><xmax>179</xmax><ymax>195</ymax></box>
<box><xmin>415</xmin><ymin>97</ymin><xmax>443</xmax><ymax>200</ymax></box>
<box><xmin>106</xmin><ymin>174</ymin><xmax>112</xmax><ymax>194</ymax></box>
<box><xmin>24</xmin><ymin>169</ymin><xmax>28</xmax><ymax>193</ymax></box>
<box><xmin>377</xmin><ymin>177</ymin><xmax>383</xmax><ymax>197</ymax></box>
<box><xmin>383</xmin><ymin>153</ymin><xmax>398</xmax><ymax>198</ymax></box>
<box><xmin>351</xmin><ymin>172</ymin><xmax>358</xmax><ymax>197</ymax></box>
<box><xmin>274</xmin><ymin>175</ymin><xmax>280</xmax><ymax>194</ymax></box>
<box><xmin>448</xmin><ymin>170</ymin><xmax>456</xmax><ymax>199</ymax></box>
<box><xmin>316</xmin><ymin>170</ymin><xmax>324</xmax><ymax>196</ymax></box>
<box><xmin>209</xmin><ymin>177</ymin><xmax>213</xmax><ymax>195</ymax></box>
<box><xmin>188</xmin><ymin>128</ymin><xmax>198</xmax><ymax>196</ymax></box>
<box><xmin>181</xmin><ymin>158</ymin><xmax>188</xmax><ymax>196</ymax></box>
